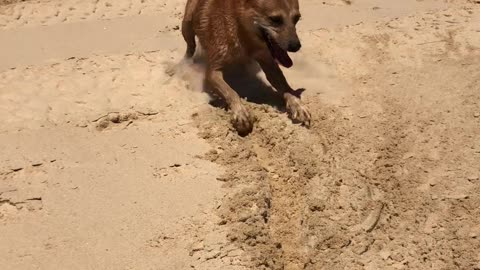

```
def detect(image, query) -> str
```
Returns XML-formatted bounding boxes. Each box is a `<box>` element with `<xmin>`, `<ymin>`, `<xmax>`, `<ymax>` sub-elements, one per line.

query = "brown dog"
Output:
<box><xmin>182</xmin><ymin>0</ymin><xmax>311</xmax><ymax>136</ymax></box>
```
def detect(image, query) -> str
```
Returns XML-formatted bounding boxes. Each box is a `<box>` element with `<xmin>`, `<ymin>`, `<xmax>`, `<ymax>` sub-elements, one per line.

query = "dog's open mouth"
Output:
<box><xmin>261</xmin><ymin>29</ymin><xmax>293</xmax><ymax>68</ymax></box>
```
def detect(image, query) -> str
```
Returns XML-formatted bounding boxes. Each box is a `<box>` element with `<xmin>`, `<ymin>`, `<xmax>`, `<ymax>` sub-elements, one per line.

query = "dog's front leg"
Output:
<box><xmin>206</xmin><ymin>69</ymin><xmax>254</xmax><ymax>136</ymax></box>
<box><xmin>256</xmin><ymin>54</ymin><xmax>311</xmax><ymax>126</ymax></box>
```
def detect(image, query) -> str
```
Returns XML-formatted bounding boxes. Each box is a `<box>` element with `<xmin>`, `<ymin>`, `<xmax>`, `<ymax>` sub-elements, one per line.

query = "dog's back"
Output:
<box><xmin>182</xmin><ymin>0</ymin><xmax>249</xmax><ymax>65</ymax></box>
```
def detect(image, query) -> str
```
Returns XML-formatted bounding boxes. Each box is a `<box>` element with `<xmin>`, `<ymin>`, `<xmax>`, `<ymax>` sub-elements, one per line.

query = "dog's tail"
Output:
<box><xmin>182</xmin><ymin>0</ymin><xmax>198</xmax><ymax>58</ymax></box>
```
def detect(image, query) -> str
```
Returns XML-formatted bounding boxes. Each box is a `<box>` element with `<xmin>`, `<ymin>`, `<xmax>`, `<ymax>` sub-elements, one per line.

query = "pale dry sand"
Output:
<box><xmin>1</xmin><ymin>0</ymin><xmax>479</xmax><ymax>269</ymax></box>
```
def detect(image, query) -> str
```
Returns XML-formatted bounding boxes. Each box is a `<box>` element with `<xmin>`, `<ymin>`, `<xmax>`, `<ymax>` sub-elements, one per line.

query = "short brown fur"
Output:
<box><xmin>182</xmin><ymin>0</ymin><xmax>311</xmax><ymax>136</ymax></box>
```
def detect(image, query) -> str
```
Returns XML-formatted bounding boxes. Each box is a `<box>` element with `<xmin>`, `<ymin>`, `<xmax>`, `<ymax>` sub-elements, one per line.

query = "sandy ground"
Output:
<box><xmin>1</xmin><ymin>0</ymin><xmax>480</xmax><ymax>269</ymax></box>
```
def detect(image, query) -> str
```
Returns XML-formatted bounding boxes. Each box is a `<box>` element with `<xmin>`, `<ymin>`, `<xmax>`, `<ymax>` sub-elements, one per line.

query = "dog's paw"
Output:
<box><xmin>231</xmin><ymin>104</ymin><xmax>254</xmax><ymax>136</ymax></box>
<box><xmin>286</xmin><ymin>95</ymin><xmax>311</xmax><ymax>127</ymax></box>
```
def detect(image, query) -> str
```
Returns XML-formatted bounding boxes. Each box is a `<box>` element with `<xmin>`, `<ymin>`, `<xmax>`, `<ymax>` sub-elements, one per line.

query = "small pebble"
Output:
<box><xmin>391</xmin><ymin>253</ymin><xmax>404</xmax><ymax>262</ymax></box>
<box><xmin>108</xmin><ymin>113</ymin><xmax>120</xmax><ymax>123</ymax></box>
<box><xmin>189</xmin><ymin>242</ymin><xmax>204</xmax><ymax>256</ymax></box>
<box><xmin>379</xmin><ymin>250</ymin><xmax>391</xmax><ymax>260</ymax></box>
<box><xmin>467</xmin><ymin>175</ymin><xmax>479</xmax><ymax>181</ymax></box>
<box><xmin>96</xmin><ymin>119</ymin><xmax>110</xmax><ymax>130</ymax></box>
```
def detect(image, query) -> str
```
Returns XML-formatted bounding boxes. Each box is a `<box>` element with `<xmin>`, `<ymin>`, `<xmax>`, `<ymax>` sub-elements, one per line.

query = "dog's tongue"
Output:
<box><xmin>271</xmin><ymin>40</ymin><xmax>293</xmax><ymax>68</ymax></box>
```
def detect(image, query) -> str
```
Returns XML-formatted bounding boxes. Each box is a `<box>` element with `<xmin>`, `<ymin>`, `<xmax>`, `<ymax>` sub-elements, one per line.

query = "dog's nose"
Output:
<box><xmin>287</xmin><ymin>40</ymin><xmax>301</xmax><ymax>52</ymax></box>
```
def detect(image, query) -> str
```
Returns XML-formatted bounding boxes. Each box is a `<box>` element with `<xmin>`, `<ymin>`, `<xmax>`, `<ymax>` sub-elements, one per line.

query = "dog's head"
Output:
<box><xmin>249</xmin><ymin>0</ymin><xmax>302</xmax><ymax>67</ymax></box>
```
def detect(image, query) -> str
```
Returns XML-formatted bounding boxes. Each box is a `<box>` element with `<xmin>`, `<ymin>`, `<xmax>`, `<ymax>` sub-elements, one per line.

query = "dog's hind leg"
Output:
<box><xmin>206</xmin><ymin>68</ymin><xmax>254</xmax><ymax>136</ymax></box>
<box><xmin>182</xmin><ymin>0</ymin><xmax>198</xmax><ymax>58</ymax></box>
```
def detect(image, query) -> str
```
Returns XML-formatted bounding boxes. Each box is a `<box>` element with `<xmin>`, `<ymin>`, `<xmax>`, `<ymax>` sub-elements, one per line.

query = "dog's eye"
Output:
<box><xmin>269</xmin><ymin>16</ymin><xmax>284</xmax><ymax>26</ymax></box>
<box><xmin>293</xmin><ymin>14</ymin><xmax>301</xmax><ymax>24</ymax></box>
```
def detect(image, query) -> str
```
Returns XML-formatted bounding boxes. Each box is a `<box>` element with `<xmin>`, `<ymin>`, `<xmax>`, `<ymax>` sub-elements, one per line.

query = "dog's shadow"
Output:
<box><xmin>191</xmin><ymin>54</ymin><xmax>285</xmax><ymax>110</ymax></box>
